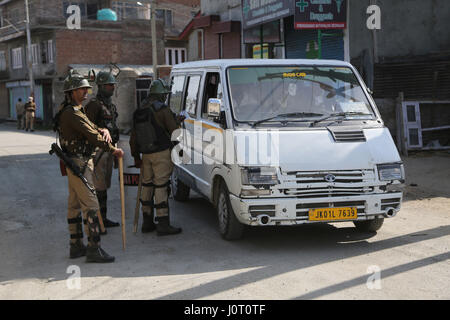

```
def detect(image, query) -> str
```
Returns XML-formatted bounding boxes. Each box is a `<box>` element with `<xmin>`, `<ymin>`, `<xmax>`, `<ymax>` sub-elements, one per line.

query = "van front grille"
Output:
<box><xmin>282</xmin><ymin>170</ymin><xmax>375</xmax><ymax>198</ymax></box>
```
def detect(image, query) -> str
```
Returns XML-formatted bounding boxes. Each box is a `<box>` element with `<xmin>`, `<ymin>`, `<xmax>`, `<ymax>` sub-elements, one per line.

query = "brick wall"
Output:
<box><xmin>55</xmin><ymin>21</ymin><xmax>165</xmax><ymax>75</ymax></box>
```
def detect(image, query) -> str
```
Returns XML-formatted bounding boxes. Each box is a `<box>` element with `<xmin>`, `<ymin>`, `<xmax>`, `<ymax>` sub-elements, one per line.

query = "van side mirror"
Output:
<box><xmin>207</xmin><ymin>98</ymin><xmax>221</xmax><ymax>118</ymax></box>
<box><xmin>207</xmin><ymin>98</ymin><xmax>227</xmax><ymax>128</ymax></box>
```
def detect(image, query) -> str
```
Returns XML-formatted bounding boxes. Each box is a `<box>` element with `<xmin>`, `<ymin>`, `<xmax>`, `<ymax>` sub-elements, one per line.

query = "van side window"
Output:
<box><xmin>184</xmin><ymin>75</ymin><xmax>201</xmax><ymax>118</ymax></box>
<box><xmin>168</xmin><ymin>75</ymin><xmax>185</xmax><ymax>114</ymax></box>
<box><xmin>201</xmin><ymin>72</ymin><xmax>223</xmax><ymax>119</ymax></box>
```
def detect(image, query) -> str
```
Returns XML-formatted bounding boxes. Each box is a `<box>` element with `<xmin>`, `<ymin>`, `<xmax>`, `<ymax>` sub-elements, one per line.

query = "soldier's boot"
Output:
<box><xmin>156</xmin><ymin>216</ymin><xmax>182</xmax><ymax>236</ymax></box>
<box><xmin>86</xmin><ymin>245</ymin><xmax>115</xmax><ymax>263</ymax></box>
<box><xmin>97</xmin><ymin>190</ymin><xmax>119</xmax><ymax>229</ymax></box>
<box><xmin>141</xmin><ymin>211</ymin><xmax>156</xmax><ymax>233</ymax></box>
<box><xmin>70</xmin><ymin>240</ymin><xmax>87</xmax><ymax>259</ymax></box>
<box><xmin>85</xmin><ymin>210</ymin><xmax>115</xmax><ymax>263</ymax></box>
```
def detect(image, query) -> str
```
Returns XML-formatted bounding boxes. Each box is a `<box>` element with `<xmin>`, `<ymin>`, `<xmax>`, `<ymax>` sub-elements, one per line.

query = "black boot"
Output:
<box><xmin>70</xmin><ymin>241</ymin><xmax>87</xmax><ymax>259</ymax></box>
<box><xmin>102</xmin><ymin>212</ymin><xmax>120</xmax><ymax>228</ymax></box>
<box><xmin>156</xmin><ymin>216</ymin><xmax>182</xmax><ymax>236</ymax></box>
<box><xmin>86</xmin><ymin>245</ymin><xmax>115</xmax><ymax>263</ymax></box>
<box><xmin>141</xmin><ymin>211</ymin><xmax>156</xmax><ymax>233</ymax></box>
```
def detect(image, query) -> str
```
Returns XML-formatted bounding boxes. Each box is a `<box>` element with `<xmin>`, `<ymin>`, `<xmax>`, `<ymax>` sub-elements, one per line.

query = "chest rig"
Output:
<box><xmin>95</xmin><ymin>98</ymin><xmax>120</xmax><ymax>144</ymax></box>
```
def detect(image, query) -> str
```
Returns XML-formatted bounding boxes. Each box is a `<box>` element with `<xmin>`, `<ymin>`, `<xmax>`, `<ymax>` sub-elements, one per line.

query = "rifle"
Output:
<box><xmin>49</xmin><ymin>143</ymin><xmax>96</xmax><ymax>196</ymax></box>
<box><xmin>49</xmin><ymin>143</ymin><xmax>106</xmax><ymax>233</ymax></box>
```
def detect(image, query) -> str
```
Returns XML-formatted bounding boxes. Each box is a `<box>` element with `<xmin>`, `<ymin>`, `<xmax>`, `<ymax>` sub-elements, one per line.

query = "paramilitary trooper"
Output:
<box><xmin>129</xmin><ymin>78</ymin><xmax>181</xmax><ymax>236</ymax></box>
<box><xmin>55</xmin><ymin>70</ymin><xmax>124</xmax><ymax>263</ymax></box>
<box><xmin>85</xmin><ymin>70</ymin><xmax>121</xmax><ymax>231</ymax></box>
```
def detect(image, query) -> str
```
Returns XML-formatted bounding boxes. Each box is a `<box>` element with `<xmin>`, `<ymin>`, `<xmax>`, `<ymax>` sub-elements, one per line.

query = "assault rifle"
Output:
<box><xmin>49</xmin><ymin>143</ymin><xmax>96</xmax><ymax>196</ymax></box>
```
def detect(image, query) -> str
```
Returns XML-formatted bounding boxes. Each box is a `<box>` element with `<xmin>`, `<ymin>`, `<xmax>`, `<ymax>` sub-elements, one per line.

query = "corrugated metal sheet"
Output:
<box><xmin>373</xmin><ymin>56</ymin><xmax>450</xmax><ymax>100</ymax></box>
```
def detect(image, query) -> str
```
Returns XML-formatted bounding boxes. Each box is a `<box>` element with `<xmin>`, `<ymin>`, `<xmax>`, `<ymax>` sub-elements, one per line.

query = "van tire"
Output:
<box><xmin>171</xmin><ymin>169</ymin><xmax>190</xmax><ymax>202</ymax></box>
<box><xmin>217</xmin><ymin>183</ymin><xmax>244</xmax><ymax>240</ymax></box>
<box><xmin>353</xmin><ymin>217</ymin><xmax>384</xmax><ymax>232</ymax></box>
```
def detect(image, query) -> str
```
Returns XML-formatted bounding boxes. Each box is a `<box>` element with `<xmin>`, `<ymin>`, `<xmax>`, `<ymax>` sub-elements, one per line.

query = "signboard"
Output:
<box><xmin>294</xmin><ymin>0</ymin><xmax>347</xmax><ymax>29</ymax></box>
<box><xmin>242</xmin><ymin>0</ymin><xmax>294</xmax><ymax>29</ymax></box>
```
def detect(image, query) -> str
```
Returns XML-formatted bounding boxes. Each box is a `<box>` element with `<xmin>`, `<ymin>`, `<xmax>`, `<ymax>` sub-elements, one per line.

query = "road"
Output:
<box><xmin>0</xmin><ymin>122</ymin><xmax>449</xmax><ymax>300</ymax></box>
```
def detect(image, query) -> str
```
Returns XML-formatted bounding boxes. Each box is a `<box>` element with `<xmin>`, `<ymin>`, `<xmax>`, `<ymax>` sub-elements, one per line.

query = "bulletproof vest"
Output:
<box><xmin>94</xmin><ymin>98</ymin><xmax>120</xmax><ymax>144</ymax></box>
<box><xmin>133</xmin><ymin>101</ymin><xmax>171</xmax><ymax>154</ymax></box>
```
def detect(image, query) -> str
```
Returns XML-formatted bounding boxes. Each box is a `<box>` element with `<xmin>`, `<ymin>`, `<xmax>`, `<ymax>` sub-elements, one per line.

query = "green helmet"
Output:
<box><xmin>63</xmin><ymin>70</ymin><xmax>92</xmax><ymax>92</ymax></box>
<box><xmin>149</xmin><ymin>78</ymin><xmax>171</xmax><ymax>94</ymax></box>
<box><xmin>95</xmin><ymin>71</ymin><xmax>117</xmax><ymax>86</ymax></box>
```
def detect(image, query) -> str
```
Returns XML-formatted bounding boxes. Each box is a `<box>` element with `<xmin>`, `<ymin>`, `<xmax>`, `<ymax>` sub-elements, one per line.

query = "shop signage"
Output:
<box><xmin>294</xmin><ymin>0</ymin><xmax>347</xmax><ymax>29</ymax></box>
<box><xmin>242</xmin><ymin>0</ymin><xmax>293</xmax><ymax>29</ymax></box>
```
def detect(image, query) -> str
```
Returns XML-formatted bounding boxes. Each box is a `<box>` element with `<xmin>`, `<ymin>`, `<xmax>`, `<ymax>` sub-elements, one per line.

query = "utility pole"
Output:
<box><xmin>24</xmin><ymin>0</ymin><xmax>34</xmax><ymax>97</ymax></box>
<box><xmin>151</xmin><ymin>0</ymin><xmax>158</xmax><ymax>78</ymax></box>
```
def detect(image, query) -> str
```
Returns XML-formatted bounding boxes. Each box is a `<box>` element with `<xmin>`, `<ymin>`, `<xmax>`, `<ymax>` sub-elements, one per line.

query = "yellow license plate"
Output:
<box><xmin>309</xmin><ymin>207</ymin><xmax>357</xmax><ymax>221</ymax></box>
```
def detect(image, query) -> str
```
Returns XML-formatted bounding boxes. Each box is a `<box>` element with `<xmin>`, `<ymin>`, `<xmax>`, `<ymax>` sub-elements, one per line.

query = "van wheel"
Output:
<box><xmin>171</xmin><ymin>169</ymin><xmax>190</xmax><ymax>202</ymax></box>
<box><xmin>353</xmin><ymin>217</ymin><xmax>384</xmax><ymax>232</ymax></box>
<box><xmin>217</xmin><ymin>183</ymin><xmax>244</xmax><ymax>240</ymax></box>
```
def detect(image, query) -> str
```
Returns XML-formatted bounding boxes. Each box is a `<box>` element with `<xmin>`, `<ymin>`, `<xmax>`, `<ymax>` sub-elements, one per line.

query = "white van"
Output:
<box><xmin>168</xmin><ymin>59</ymin><xmax>404</xmax><ymax>240</ymax></box>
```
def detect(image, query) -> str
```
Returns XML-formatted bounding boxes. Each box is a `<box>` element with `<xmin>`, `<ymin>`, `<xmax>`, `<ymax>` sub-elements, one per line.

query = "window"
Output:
<box><xmin>202</xmin><ymin>73</ymin><xmax>222</xmax><ymax>119</ymax></box>
<box><xmin>168</xmin><ymin>75</ymin><xmax>185</xmax><ymax>114</ymax></box>
<box><xmin>47</xmin><ymin>40</ymin><xmax>54</xmax><ymax>63</ymax></box>
<box><xmin>165</xmin><ymin>48</ymin><xmax>186</xmax><ymax>66</ymax></box>
<box><xmin>31</xmin><ymin>44</ymin><xmax>39</xmax><ymax>65</ymax></box>
<box><xmin>11</xmin><ymin>47</ymin><xmax>22</xmax><ymax>69</ymax></box>
<box><xmin>112</xmin><ymin>1</ymin><xmax>150</xmax><ymax>20</ymax></box>
<box><xmin>155</xmin><ymin>9</ymin><xmax>172</xmax><ymax>28</ymax></box>
<box><xmin>184</xmin><ymin>75</ymin><xmax>201</xmax><ymax>117</ymax></box>
<box><xmin>136</xmin><ymin>78</ymin><xmax>152</xmax><ymax>109</ymax></box>
<box><xmin>0</xmin><ymin>51</ymin><xmax>6</xmax><ymax>71</ymax></box>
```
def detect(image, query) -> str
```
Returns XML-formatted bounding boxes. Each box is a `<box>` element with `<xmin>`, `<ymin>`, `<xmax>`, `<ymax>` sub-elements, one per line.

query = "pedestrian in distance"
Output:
<box><xmin>24</xmin><ymin>96</ymin><xmax>36</xmax><ymax>132</ymax></box>
<box><xmin>15</xmin><ymin>98</ymin><xmax>24</xmax><ymax>130</ymax></box>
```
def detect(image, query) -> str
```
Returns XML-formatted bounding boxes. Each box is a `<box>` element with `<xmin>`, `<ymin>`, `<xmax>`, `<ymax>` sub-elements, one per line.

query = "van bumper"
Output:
<box><xmin>228</xmin><ymin>192</ymin><xmax>403</xmax><ymax>226</ymax></box>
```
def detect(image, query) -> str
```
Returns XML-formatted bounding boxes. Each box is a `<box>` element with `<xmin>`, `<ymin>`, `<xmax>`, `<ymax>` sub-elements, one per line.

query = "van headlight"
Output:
<box><xmin>241</xmin><ymin>167</ymin><xmax>279</xmax><ymax>185</ymax></box>
<box><xmin>377</xmin><ymin>163</ymin><xmax>404</xmax><ymax>181</ymax></box>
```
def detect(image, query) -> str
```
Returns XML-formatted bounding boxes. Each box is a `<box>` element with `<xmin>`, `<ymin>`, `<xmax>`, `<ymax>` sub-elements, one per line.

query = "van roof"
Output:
<box><xmin>171</xmin><ymin>59</ymin><xmax>353</xmax><ymax>71</ymax></box>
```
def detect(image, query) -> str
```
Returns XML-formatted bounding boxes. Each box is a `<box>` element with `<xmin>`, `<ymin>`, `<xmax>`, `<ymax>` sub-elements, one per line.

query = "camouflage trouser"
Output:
<box><xmin>140</xmin><ymin>149</ymin><xmax>173</xmax><ymax>219</ymax></box>
<box><xmin>66</xmin><ymin>158</ymin><xmax>101</xmax><ymax>247</ymax></box>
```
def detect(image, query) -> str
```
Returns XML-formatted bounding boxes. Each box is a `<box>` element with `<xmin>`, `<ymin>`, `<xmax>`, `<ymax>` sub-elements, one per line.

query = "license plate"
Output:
<box><xmin>308</xmin><ymin>207</ymin><xmax>357</xmax><ymax>221</ymax></box>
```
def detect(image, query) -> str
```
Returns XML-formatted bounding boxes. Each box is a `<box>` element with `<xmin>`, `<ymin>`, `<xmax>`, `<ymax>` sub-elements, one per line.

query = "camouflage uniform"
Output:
<box><xmin>57</xmin><ymin>70</ymin><xmax>117</xmax><ymax>263</ymax></box>
<box><xmin>85</xmin><ymin>71</ymin><xmax>121</xmax><ymax>230</ymax></box>
<box><xmin>129</xmin><ymin>79</ymin><xmax>181</xmax><ymax>236</ymax></box>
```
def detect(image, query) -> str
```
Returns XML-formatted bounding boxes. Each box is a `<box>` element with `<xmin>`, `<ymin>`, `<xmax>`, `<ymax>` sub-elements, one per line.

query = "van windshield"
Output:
<box><xmin>227</xmin><ymin>66</ymin><xmax>374</xmax><ymax>122</ymax></box>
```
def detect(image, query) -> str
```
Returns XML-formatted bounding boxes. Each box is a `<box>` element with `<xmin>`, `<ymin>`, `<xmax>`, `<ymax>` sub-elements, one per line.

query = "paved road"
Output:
<box><xmin>0</xmin><ymin>122</ymin><xmax>449</xmax><ymax>300</ymax></box>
